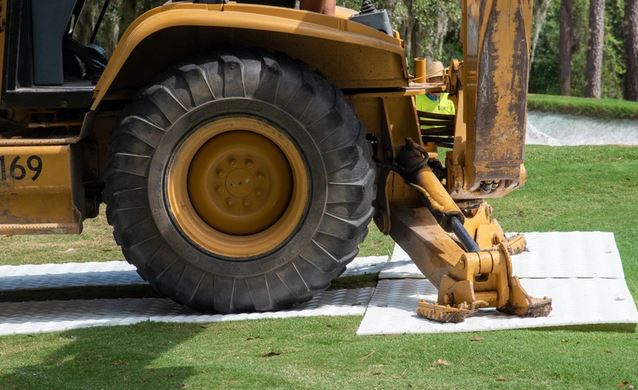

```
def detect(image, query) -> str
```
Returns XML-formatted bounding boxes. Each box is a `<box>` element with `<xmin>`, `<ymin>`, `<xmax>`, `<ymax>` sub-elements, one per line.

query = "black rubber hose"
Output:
<box><xmin>450</xmin><ymin>216</ymin><xmax>481</xmax><ymax>252</ymax></box>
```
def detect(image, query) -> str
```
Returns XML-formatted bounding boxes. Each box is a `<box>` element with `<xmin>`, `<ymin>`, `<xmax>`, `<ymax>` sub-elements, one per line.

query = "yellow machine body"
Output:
<box><xmin>0</xmin><ymin>0</ymin><xmax>550</xmax><ymax>321</ymax></box>
<box><xmin>91</xmin><ymin>3</ymin><xmax>408</xmax><ymax>108</ymax></box>
<box><xmin>0</xmin><ymin>145</ymin><xmax>81</xmax><ymax>234</ymax></box>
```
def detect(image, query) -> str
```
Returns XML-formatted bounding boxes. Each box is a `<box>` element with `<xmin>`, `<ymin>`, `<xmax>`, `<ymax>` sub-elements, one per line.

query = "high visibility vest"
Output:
<box><xmin>415</xmin><ymin>93</ymin><xmax>455</xmax><ymax>116</ymax></box>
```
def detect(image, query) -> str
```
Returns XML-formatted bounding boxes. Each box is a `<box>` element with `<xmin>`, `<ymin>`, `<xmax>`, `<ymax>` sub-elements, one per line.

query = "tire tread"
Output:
<box><xmin>105</xmin><ymin>49</ymin><xmax>375</xmax><ymax>313</ymax></box>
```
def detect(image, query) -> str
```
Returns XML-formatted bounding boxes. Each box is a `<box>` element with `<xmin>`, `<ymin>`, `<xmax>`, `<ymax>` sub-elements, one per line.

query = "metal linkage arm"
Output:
<box><xmin>391</xmin><ymin>140</ymin><xmax>551</xmax><ymax>323</ymax></box>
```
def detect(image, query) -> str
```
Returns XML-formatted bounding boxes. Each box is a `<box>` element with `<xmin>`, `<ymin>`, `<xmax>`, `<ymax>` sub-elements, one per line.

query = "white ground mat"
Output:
<box><xmin>0</xmin><ymin>287</ymin><xmax>374</xmax><ymax>336</ymax></box>
<box><xmin>380</xmin><ymin>232</ymin><xmax>625</xmax><ymax>279</ymax></box>
<box><xmin>359</xmin><ymin>232</ymin><xmax>638</xmax><ymax>334</ymax></box>
<box><xmin>0</xmin><ymin>255</ymin><xmax>388</xmax><ymax>292</ymax></box>
<box><xmin>340</xmin><ymin>256</ymin><xmax>388</xmax><ymax>277</ymax></box>
<box><xmin>0</xmin><ymin>261</ymin><xmax>143</xmax><ymax>291</ymax></box>
<box><xmin>357</xmin><ymin>279</ymin><xmax>637</xmax><ymax>335</ymax></box>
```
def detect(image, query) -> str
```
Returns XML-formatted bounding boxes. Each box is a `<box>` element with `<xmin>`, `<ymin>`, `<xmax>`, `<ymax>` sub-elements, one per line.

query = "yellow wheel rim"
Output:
<box><xmin>166</xmin><ymin>117</ymin><xmax>309</xmax><ymax>259</ymax></box>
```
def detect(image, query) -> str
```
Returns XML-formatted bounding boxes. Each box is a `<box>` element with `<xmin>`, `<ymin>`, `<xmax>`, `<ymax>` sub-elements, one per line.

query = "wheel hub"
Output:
<box><xmin>188</xmin><ymin>131</ymin><xmax>293</xmax><ymax>235</ymax></box>
<box><xmin>225</xmin><ymin>168</ymin><xmax>254</xmax><ymax>198</ymax></box>
<box><xmin>165</xmin><ymin>117</ymin><xmax>309</xmax><ymax>259</ymax></box>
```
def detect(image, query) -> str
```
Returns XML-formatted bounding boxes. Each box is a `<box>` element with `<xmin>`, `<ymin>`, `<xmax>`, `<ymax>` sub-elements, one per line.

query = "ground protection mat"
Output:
<box><xmin>358</xmin><ymin>232</ymin><xmax>638</xmax><ymax>335</ymax></box>
<box><xmin>0</xmin><ymin>288</ymin><xmax>374</xmax><ymax>336</ymax></box>
<box><xmin>0</xmin><ymin>256</ymin><xmax>386</xmax><ymax>335</ymax></box>
<box><xmin>0</xmin><ymin>256</ymin><xmax>388</xmax><ymax>292</ymax></box>
<box><xmin>379</xmin><ymin>232</ymin><xmax>625</xmax><ymax>279</ymax></box>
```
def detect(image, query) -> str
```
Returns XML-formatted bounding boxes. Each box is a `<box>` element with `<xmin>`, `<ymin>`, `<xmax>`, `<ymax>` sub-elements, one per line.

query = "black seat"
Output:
<box><xmin>63</xmin><ymin>36</ymin><xmax>108</xmax><ymax>83</ymax></box>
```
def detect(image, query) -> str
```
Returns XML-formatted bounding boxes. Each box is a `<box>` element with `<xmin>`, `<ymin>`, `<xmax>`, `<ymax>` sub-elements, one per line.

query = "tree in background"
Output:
<box><xmin>528</xmin><ymin>0</ymin><xmax>561</xmax><ymax>95</ymax></box>
<box><xmin>601</xmin><ymin>0</ymin><xmax>625</xmax><ymax>99</ymax></box>
<box><xmin>69</xmin><ymin>0</ymin><xmax>638</xmax><ymax>101</ymax></box>
<box><xmin>559</xmin><ymin>0</ymin><xmax>574</xmax><ymax>95</ymax></box>
<box><xmin>625</xmin><ymin>0</ymin><xmax>638</xmax><ymax>100</ymax></box>
<box><xmin>119</xmin><ymin>1</ymin><xmax>138</xmax><ymax>32</ymax></box>
<box><xmin>75</xmin><ymin>0</ymin><xmax>163</xmax><ymax>54</ymax></box>
<box><xmin>585</xmin><ymin>0</ymin><xmax>605</xmax><ymax>97</ymax></box>
<box><xmin>531</xmin><ymin>0</ymin><xmax>553</xmax><ymax>65</ymax></box>
<box><xmin>343</xmin><ymin>0</ymin><xmax>461</xmax><ymax>63</ymax></box>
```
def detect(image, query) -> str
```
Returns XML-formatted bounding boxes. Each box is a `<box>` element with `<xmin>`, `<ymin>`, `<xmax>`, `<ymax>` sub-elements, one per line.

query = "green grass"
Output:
<box><xmin>528</xmin><ymin>93</ymin><xmax>638</xmax><ymax>119</ymax></box>
<box><xmin>0</xmin><ymin>200</ymin><xmax>393</xmax><ymax>267</ymax></box>
<box><xmin>0</xmin><ymin>319</ymin><xmax>635</xmax><ymax>389</ymax></box>
<box><xmin>0</xmin><ymin>145</ymin><xmax>636</xmax><ymax>389</ymax></box>
<box><xmin>0</xmin><ymin>212</ymin><xmax>121</xmax><ymax>265</ymax></box>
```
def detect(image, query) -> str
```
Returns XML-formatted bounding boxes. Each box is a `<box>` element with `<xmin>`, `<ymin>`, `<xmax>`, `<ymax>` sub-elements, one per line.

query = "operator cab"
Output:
<box><xmin>3</xmin><ymin>0</ymin><xmax>107</xmax><ymax>108</ymax></box>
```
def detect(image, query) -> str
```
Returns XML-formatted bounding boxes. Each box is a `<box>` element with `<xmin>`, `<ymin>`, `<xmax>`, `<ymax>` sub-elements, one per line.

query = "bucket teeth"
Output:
<box><xmin>525</xmin><ymin>297</ymin><xmax>553</xmax><ymax>317</ymax></box>
<box><xmin>505</xmin><ymin>234</ymin><xmax>527</xmax><ymax>255</ymax></box>
<box><xmin>416</xmin><ymin>300</ymin><xmax>474</xmax><ymax>323</ymax></box>
<box><xmin>498</xmin><ymin>296</ymin><xmax>553</xmax><ymax>317</ymax></box>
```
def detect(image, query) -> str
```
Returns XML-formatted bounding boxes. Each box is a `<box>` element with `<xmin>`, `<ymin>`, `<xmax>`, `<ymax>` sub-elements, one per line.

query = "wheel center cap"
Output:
<box><xmin>225</xmin><ymin>169</ymin><xmax>255</xmax><ymax>197</ymax></box>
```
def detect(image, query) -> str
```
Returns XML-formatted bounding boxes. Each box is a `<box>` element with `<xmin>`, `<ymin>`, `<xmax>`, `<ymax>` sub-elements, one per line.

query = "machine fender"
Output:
<box><xmin>91</xmin><ymin>3</ymin><xmax>407</xmax><ymax>110</ymax></box>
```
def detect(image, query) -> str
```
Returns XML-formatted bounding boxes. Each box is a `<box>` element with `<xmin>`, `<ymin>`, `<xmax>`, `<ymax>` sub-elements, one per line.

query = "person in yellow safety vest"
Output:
<box><xmin>415</xmin><ymin>61</ymin><xmax>455</xmax><ymax>116</ymax></box>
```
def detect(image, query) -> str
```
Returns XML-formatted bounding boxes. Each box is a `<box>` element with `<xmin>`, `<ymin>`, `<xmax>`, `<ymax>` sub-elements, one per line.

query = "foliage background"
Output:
<box><xmin>77</xmin><ymin>0</ymin><xmax>632</xmax><ymax>99</ymax></box>
<box><xmin>530</xmin><ymin>0</ymin><xmax>627</xmax><ymax>98</ymax></box>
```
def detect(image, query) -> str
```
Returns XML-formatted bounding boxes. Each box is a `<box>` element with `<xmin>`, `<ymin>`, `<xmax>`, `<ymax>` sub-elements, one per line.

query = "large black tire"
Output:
<box><xmin>104</xmin><ymin>49</ymin><xmax>375</xmax><ymax>313</ymax></box>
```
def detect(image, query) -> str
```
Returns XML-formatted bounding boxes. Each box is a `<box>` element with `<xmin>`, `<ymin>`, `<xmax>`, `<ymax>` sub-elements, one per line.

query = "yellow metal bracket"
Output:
<box><xmin>0</xmin><ymin>145</ymin><xmax>82</xmax><ymax>234</ymax></box>
<box><xmin>392</xmin><ymin>206</ymin><xmax>552</xmax><ymax>323</ymax></box>
<box><xmin>389</xmin><ymin>141</ymin><xmax>551</xmax><ymax>323</ymax></box>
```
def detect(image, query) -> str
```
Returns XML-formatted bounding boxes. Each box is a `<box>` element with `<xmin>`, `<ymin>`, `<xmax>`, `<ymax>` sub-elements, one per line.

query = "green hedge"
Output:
<box><xmin>527</xmin><ymin>94</ymin><xmax>638</xmax><ymax>119</ymax></box>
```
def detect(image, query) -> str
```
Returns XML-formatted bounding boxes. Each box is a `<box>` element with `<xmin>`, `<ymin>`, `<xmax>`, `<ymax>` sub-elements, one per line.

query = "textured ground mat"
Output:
<box><xmin>358</xmin><ymin>232</ymin><xmax>638</xmax><ymax>335</ymax></box>
<box><xmin>0</xmin><ymin>262</ymin><xmax>144</xmax><ymax>291</ymax></box>
<box><xmin>0</xmin><ymin>288</ymin><xmax>374</xmax><ymax>336</ymax></box>
<box><xmin>380</xmin><ymin>232</ymin><xmax>625</xmax><ymax>279</ymax></box>
<box><xmin>0</xmin><ymin>256</ymin><xmax>388</xmax><ymax>292</ymax></box>
<box><xmin>0</xmin><ymin>256</ymin><xmax>387</xmax><ymax>336</ymax></box>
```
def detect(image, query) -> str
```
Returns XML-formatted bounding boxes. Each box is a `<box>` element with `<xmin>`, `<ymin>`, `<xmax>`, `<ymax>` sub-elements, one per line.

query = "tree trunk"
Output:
<box><xmin>384</xmin><ymin>0</ymin><xmax>393</xmax><ymax>12</ymax></box>
<box><xmin>624</xmin><ymin>0</ymin><xmax>638</xmax><ymax>100</ymax></box>
<box><xmin>531</xmin><ymin>0</ymin><xmax>552</xmax><ymax>65</ymax></box>
<box><xmin>585</xmin><ymin>0</ymin><xmax>605</xmax><ymax>98</ymax></box>
<box><xmin>434</xmin><ymin>15</ymin><xmax>449</xmax><ymax>60</ymax></box>
<box><xmin>410</xmin><ymin>20</ymin><xmax>420</xmax><ymax>60</ymax></box>
<box><xmin>74</xmin><ymin>1</ymin><xmax>99</xmax><ymax>43</ymax></box>
<box><xmin>559</xmin><ymin>0</ymin><xmax>573</xmax><ymax>95</ymax></box>
<box><xmin>402</xmin><ymin>0</ymin><xmax>415</xmax><ymax>61</ymax></box>
<box><xmin>119</xmin><ymin>0</ymin><xmax>138</xmax><ymax>37</ymax></box>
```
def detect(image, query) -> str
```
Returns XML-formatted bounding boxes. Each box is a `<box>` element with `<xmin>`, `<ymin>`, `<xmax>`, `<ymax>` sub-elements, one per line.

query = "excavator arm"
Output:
<box><xmin>449</xmin><ymin>0</ymin><xmax>532</xmax><ymax>199</ymax></box>
<box><xmin>379</xmin><ymin>0</ymin><xmax>552</xmax><ymax>322</ymax></box>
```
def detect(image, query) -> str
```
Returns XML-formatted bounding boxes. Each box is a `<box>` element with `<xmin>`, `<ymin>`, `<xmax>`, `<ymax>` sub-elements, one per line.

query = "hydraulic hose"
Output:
<box><xmin>397</xmin><ymin>138</ymin><xmax>481</xmax><ymax>253</ymax></box>
<box><xmin>449</xmin><ymin>216</ymin><xmax>480</xmax><ymax>252</ymax></box>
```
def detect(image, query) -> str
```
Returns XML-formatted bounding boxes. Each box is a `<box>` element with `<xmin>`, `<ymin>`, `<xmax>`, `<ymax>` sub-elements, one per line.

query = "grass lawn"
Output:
<box><xmin>0</xmin><ymin>145</ymin><xmax>636</xmax><ymax>389</ymax></box>
<box><xmin>528</xmin><ymin>93</ymin><xmax>638</xmax><ymax>119</ymax></box>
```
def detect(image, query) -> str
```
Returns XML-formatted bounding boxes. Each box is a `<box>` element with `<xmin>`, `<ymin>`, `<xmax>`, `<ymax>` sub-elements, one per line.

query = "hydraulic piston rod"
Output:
<box><xmin>396</xmin><ymin>139</ymin><xmax>479</xmax><ymax>253</ymax></box>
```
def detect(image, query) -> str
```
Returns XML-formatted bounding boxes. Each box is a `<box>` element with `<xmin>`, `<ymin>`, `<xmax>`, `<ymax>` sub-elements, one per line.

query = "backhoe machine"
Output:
<box><xmin>0</xmin><ymin>0</ymin><xmax>551</xmax><ymax>322</ymax></box>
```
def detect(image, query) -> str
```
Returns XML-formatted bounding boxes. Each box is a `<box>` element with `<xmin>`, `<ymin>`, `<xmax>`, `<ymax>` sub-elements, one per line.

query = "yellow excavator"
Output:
<box><xmin>0</xmin><ymin>0</ymin><xmax>550</xmax><ymax>322</ymax></box>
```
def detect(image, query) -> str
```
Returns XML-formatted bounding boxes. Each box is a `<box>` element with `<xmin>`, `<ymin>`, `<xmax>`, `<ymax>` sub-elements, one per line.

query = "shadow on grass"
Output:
<box><xmin>328</xmin><ymin>273</ymin><xmax>378</xmax><ymax>290</ymax></box>
<box><xmin>0</xmin><ymin>284</ymin><xmax>161</xmax><ymax>302</ymax></box>
<box><xmin>0</xmin><ymin>323</ymin><xmax>203</xmax><ymax>389</ymax></box>
<box><xmin>529</xmin><ymin>323</ymin><xmax>637</xmax><ymax>333</ymax></box>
